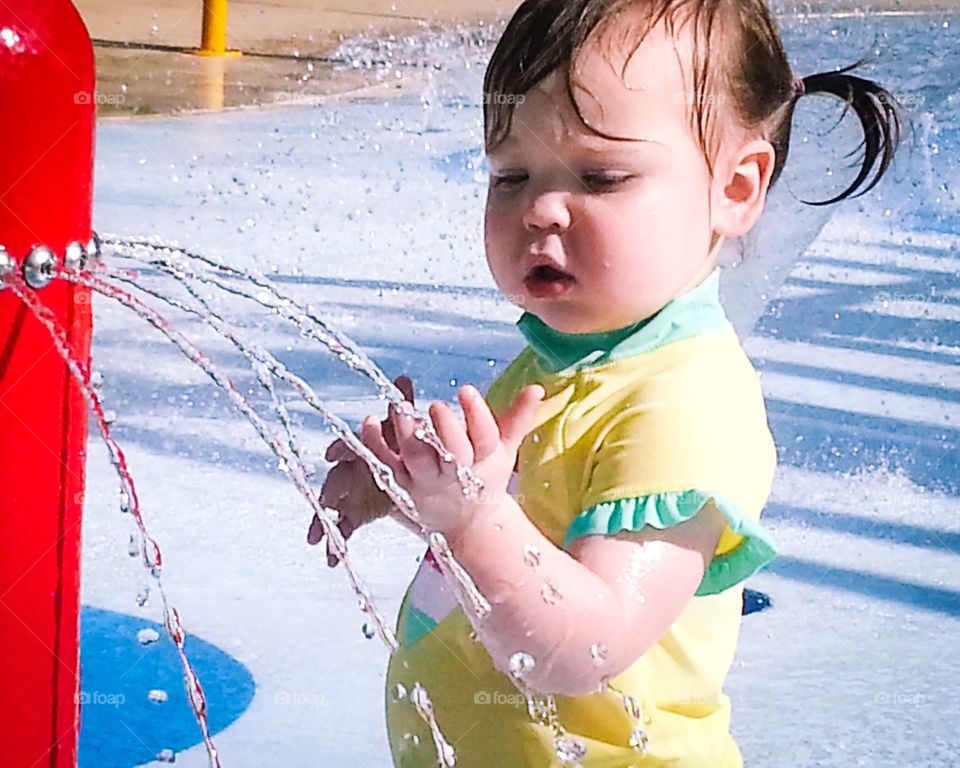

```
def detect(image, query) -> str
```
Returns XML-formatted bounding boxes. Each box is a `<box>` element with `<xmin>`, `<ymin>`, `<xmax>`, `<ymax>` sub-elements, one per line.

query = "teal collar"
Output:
<box><xmin>517</xmin><ymin>268</ymin><xmax>729</xmax><ymax>374</ymax></box>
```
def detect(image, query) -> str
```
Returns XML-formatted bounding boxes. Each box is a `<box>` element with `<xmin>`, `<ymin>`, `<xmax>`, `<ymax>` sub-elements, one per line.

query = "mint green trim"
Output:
<box><xmin>517</xmin><ymin>268</ymin><xmax>729</xmax><ymax>374</ymax></box>
<box><xmin>400</xmin><ymin>604</ymin><xmax>440</xmax><ymax>647</ymax></box>
<box><xmin>562</xmin><ymin>490</ymin><xmax>779</xmax><ymax>596</ymax></box>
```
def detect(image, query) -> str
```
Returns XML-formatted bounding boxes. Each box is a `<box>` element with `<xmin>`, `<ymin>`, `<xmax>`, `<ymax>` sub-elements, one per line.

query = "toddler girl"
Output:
<box><xmin>311</xmin><ymin>1</ymin><xmax>901</xmax><ymax>765</ymax></box>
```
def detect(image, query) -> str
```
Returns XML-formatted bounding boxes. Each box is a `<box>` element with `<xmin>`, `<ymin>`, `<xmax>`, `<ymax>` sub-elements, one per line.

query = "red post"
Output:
<box><xmin>0</xmin><ymin>1</ymin><xmax>95</xmax><ymax>766</ymax></box>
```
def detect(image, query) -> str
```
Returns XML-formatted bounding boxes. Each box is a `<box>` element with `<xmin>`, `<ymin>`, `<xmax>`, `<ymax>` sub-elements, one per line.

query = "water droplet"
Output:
<box><xmin>487</xmin><ymin>358</ymin><xmax>496</xmax><ymax>367</ymax></box>
<box><xmin>118</xmin><ymin>489</ymin><xmax>130</xmax><ymax>514</ymax></box>
<box><xmin>136</xmin><ymin>588</ymin><xmax>150</xmax><ymax>608</ymax></box>
<box><xmin>622</xmin><ymin>694</ymin><xmax>642</xmax><ymax>720</ymax></box>
<box><xmin>393</xmin><ymin>683</ymin><xmax>407</xmax><ymax>702</ymax></box>
<box><xmin>138</xmin><ymin>627</ymin><xmax>160</xmax><ymax>645</ymax></box>
<box><xmin>156</xmin><ymin>748</ymin><xmax>175</xmax><ymax>763</ymax></box>
<box><xmin>531</xmin><ymin>433</ymin><xmax>541</xmax><ymax>444</ymax></box>
<box><xmin>148</xmin><ymin>689</ymin><xmax>169</xmax><ymax>704</ymax></box>
<box><xmin>555</xmin><ymin>736</ymin><xmax>588</xmax><ymax>763</ymax></box>
<box><xmin>362</xmin><ymin>622</ymin><xmax>376</xmax><ymax>639</ymax></box>
<box><xmin>508</xmin><ymin>651</ymin><xmax>535</xmax><ymax>678</ymax></box>
<box><xmin>449</xmin><ymin>377</ymin><xmax>458</xmax><ymax>387</ymax></box>
<box><xmin>540</xmin><ymin>581</ymin><xmax>562</xmax><ymax>604</ymax></box>
<box><xmin>629</xmin><ymin>726</ymin><xmax>649</xmax><ymax>753</ymax></box>
<box><xmin>523</xmin><ymin>544</ymin><xmax>541</xmax><ymax>569</ymax></box>
<box><xmin>90</xmin><ymin>370</ymin><xmax>104</xmax><ymax>388</ymax></box>
<box><xmin>589</xmin><ymin>643</ymin><xmax>608</xmax><ymax>666</ymax></box>
<box><xmin>127</xmin><ymin>534</ymin><xmax>139</xmax><ymax>557</ymax></box>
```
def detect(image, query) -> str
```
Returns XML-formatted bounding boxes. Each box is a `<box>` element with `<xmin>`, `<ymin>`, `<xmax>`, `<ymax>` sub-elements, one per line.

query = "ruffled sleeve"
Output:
<box><xmin>562</xmin><ymin>491</ymin><xmax>779</xmax><ymax>596</ymax></box>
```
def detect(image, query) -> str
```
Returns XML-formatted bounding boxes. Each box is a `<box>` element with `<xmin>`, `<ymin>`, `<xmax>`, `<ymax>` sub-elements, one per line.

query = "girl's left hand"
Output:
<box><xmin>361</xmin><ymin>383</ymin><xmax>544</xmax><ymax>539</ymax></box>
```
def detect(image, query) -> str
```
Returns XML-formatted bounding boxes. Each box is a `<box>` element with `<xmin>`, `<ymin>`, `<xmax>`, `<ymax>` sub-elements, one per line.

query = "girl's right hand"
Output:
<box><xmin>307</xmin><ymin>375</ymin><xmax>416</xmax><ymax>566</ymax></box>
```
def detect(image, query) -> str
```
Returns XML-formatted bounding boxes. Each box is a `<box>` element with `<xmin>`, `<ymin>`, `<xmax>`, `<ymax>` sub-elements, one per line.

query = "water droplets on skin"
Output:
<box><xmin>523</xmin><ymin>544</ymin><xmax>541</xmax><ymax>569</ymax></box>
<box><xmin>540</xmin><ymin>580</ymin><xmax>562</xmax><ymax>605</ymax></box>
<box><xmin>508</xmin><ymin>651</ymin><xmax>535</xmax><ymax>680</ymax></box>
<box><xmin>589</xmin><ymin>643</ymin><xmax>608</xmax><ymax>666</ymax></box>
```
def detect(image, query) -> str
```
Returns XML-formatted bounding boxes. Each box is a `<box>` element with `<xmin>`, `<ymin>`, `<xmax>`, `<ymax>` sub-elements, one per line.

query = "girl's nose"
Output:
<box><xmin>522</xmin><ymin>189</ymin><xmax>571</xmax><ymax>233</ymax></box>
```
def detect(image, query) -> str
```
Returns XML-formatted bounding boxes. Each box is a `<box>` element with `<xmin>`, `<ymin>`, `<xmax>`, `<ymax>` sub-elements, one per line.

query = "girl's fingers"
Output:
<box><xmin>395</xmin><ymin>375</ymin><xmax>415</xmax><ymax>403</ymax></box>
<box><xmin>307</xmin><ymin>513</ymin><xmax>325</xmax><ymax>545</ymax></box>
<box><xmin>318</xmin><ymin>462</ymin><xmax>354</xmax><ymax>507</ymax></box>
<box><xmin>497</xmin><ymin>385</ymin><xmax>545</xmax><ymax>453</ymax></box>
<box><xmin>459</xmin><ymin>385</ymin><xmax>501</xmax><ymax>462</ymax></box>
<box><xmin>429</xmin><ymin>400</ymin><xmax>473</xmax><ymax>468</ymax></box>
<box><xmin>325</xmin><ymin>438</ymin><xmax>355</xmax><ymax>463</ymax></box>
<box><xmin>390</xmin><ymin>401</ymin><xmax>440</xmax><ymax>478</ymax></box>
<box><xmin>362</xmin><ymin>415</ymin><xmax>399</xmax><ymax>466</ymax></box>
<box><xmin>383</xmin><ymin>375</ymin><xmax>415</xmax><ymax>452</ymax></box>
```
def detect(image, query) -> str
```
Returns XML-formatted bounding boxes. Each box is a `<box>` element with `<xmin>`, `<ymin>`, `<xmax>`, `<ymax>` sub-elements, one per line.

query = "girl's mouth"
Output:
<box><xmin>523</xmin><ymin>265</ymin><xmax>576</xmax><ymax>299</ymax></box>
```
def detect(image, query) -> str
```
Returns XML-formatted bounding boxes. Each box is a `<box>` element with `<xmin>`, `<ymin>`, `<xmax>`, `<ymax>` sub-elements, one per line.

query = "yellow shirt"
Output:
<box><xmin>385</xmin><ymin>270</ymin><xmax>778</xmax><ymax>767</ymax></box>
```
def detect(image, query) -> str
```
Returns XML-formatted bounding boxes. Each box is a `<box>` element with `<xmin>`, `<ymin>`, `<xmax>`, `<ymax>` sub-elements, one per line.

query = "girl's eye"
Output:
<box><xmin>581</xmin><ymin>173</ymin><xmax>633</xmax><ymax>192</ymax></box>
<box><xmin>490</xmin><ymin>173</ymin><xmax>527</xmax><ymax>189</ymax></box>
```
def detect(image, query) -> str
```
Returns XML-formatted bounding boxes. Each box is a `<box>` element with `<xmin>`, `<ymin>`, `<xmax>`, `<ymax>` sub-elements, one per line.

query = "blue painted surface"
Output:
<box><xmin>79</xmin><ymin>606</ymin><xmax>256</xmax><ymax>767</ymax></box>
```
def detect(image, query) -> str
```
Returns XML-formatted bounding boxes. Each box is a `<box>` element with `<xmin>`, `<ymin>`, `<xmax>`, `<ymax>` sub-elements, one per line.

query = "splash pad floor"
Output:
<box><xmin>77</xmin><ymin>11</ymin><xmax>959</xmax><ymax>768</ymax></box>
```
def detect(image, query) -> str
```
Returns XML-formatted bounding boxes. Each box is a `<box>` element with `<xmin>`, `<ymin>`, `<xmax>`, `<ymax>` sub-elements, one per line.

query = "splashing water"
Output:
<box><xmin>410</xmin><ymin>683</ymin><xmax>457</xmax><ymax>768</ymax></box>
<box><xmin>95</xmin><ymin>253</ymin><xmax>496</xmax><ymax>623</ymax></box>
<box><xmin>5</xmin><ymin>276</ymin><xmax>222</xmax><ymax>767</ymax></box>
<box><xmin>2</xmin><ymin>231</ymin><xmax>608</xmax><ymax>764</ymax></box>
<box><xmin>43</xmin><ymin>235</ymin><xmax>513</xmax><ymax>765</ymax></box>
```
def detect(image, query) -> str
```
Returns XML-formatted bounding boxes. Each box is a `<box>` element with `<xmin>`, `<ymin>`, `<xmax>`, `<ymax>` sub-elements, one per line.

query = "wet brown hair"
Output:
<box><xmin>483</xmin><ymin>0</ymin><xmax>903</xmax><ymax>206</ymax></box>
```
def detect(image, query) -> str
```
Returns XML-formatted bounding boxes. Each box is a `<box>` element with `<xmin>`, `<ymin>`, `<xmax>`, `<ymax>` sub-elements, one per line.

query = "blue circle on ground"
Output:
<box><xmin>79</xmin><ymin>605</ymin><xmax>256</xmax><ymax>767</ymax></box>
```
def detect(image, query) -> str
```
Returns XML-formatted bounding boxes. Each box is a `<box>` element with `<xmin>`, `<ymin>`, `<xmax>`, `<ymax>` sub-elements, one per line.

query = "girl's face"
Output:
<box><xmin>484</xmin><ymin>22</ymin><xmax>724</xmax><ymax>334</ymax></box>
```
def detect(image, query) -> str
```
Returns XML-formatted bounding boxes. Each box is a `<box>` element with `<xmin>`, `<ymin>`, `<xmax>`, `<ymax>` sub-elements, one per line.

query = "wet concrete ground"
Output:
<box><xmin>74</xmin><ymin>0</ymin><xmax>957</xmax><ymax>117</ymax></box>
<box><xmin>74</xmin><ymin>0</ymin><xmax>517</xmax><ymax>116</ymax></box>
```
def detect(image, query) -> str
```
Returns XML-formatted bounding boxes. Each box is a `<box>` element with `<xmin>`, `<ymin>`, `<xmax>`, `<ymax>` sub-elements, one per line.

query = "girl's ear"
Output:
<box><xmin>711</xmin><ymin>139</ymin><xmax>776</xmax><ymax>239</ymax></box>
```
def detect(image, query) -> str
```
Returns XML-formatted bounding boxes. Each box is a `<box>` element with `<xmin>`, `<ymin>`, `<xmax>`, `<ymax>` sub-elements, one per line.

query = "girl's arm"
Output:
<box><xmin>446</xmin><ymin>492</ymin><xmax>726</xmax><ymax>696</ymax></box>
<box><xmin>363</xmin><ymin>383</ymin><xmax>727</xmax><ymax>697</ymax></box>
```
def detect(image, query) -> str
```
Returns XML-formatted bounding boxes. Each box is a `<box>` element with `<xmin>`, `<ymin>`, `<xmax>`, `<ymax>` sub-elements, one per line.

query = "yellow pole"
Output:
<box><xmin>200</xmin><ymin>0</ymin><xmax>237</xmax><ymax>56</ymax></box>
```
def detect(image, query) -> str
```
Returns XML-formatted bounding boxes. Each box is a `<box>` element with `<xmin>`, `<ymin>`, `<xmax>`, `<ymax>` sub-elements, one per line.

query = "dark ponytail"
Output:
<box><xmin>790</xmin><ymin>56</ymin><xmax>903</xmax><ymax>206</ymax></box>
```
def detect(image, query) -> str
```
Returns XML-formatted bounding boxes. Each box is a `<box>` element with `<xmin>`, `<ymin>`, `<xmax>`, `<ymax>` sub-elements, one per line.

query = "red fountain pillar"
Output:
<box><xmin>0</xmin><ymin>1</ymin><xmax>95</xmax><ymax>766</ymax></box>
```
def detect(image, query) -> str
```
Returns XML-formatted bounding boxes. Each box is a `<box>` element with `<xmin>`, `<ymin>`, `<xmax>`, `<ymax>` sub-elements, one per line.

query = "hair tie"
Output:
<box><xmin>794</xmin><ymin>74</ymin><xmax>806</xmax><ymax>97</ymax></box>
